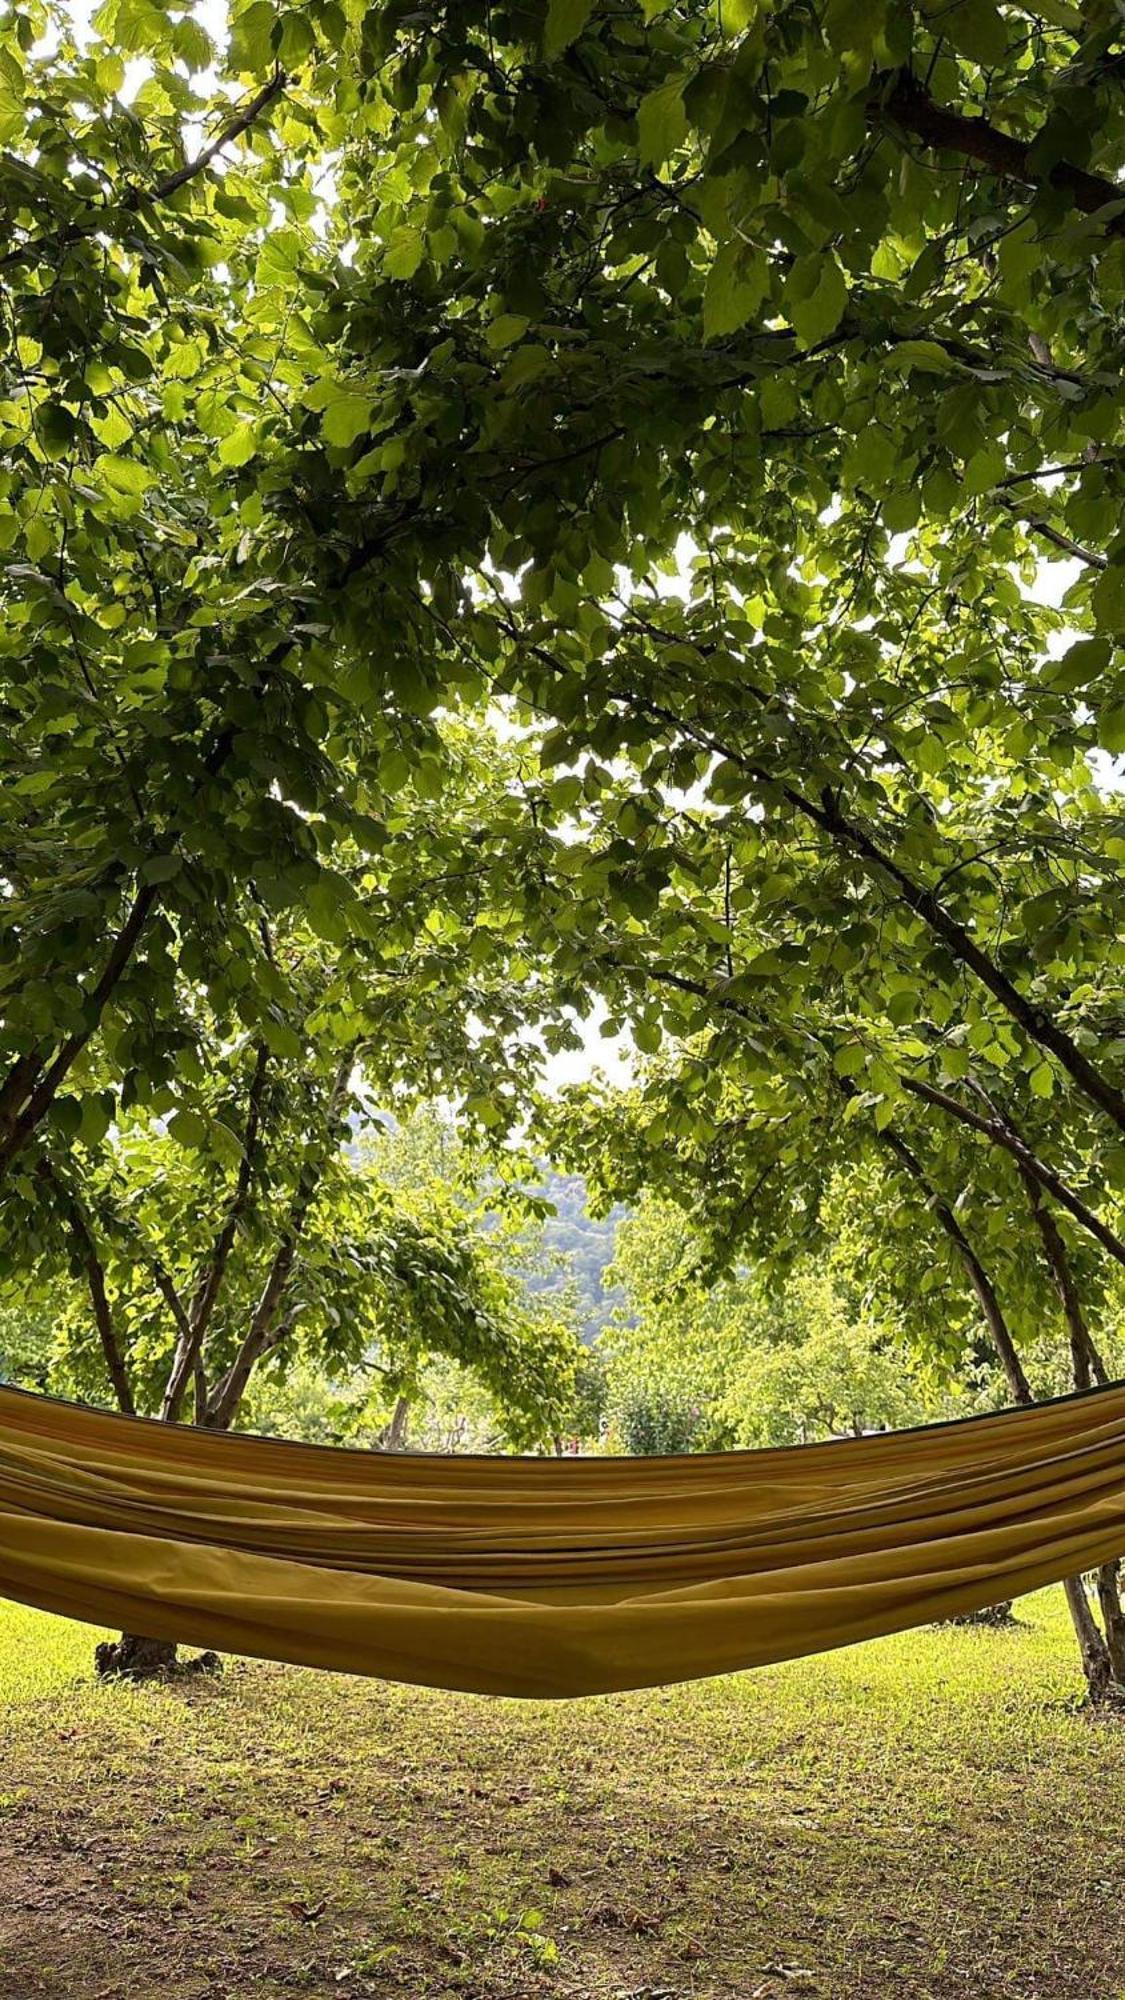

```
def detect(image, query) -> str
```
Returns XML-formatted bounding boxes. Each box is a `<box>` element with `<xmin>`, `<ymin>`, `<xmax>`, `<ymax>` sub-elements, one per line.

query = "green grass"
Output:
<box><xmin>1</xmin><ymin>1589</ymin><xmax>1123</xmax><ymax>1999</ymax></box>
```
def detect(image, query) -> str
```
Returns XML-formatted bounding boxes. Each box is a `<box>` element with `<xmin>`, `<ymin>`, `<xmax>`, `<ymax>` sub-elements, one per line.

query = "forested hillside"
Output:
<box><xmin>524</xmin><ymin>1172</ymin><xmax>626</xmax><ymax>1342</ymax></box>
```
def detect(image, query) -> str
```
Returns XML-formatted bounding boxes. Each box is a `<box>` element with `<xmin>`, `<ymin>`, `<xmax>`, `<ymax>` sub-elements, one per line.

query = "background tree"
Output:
<box><xmin>603</xmin><ymin>1194</ymin><xmax>994</xmax><ymax>1448</ymax></box>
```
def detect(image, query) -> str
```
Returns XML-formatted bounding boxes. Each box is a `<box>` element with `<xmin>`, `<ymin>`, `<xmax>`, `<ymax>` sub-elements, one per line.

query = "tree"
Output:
<box><xmin>0</xmin><ymin>883</ymin><xmax>584</xmax><ymax>1672</ymax></box>
<box><xmin>602</xmin><ymin>1194</ymin><xmax>991</xmax><ymax>1449</ymax></box>
<box><xmin>5</xmin><ymin>0</ymin><xmax>1125</xmax><ymax>1180</ymax></box>
<box><xmin>557</xmin><ymin>1033</ymin><xmax>1125</xmax><ymax>1697</ymax></box>
<box><xmin>0</xmin><ymin>1300</ymin><xmax>53</xmax><ymax>1391</ymax></box>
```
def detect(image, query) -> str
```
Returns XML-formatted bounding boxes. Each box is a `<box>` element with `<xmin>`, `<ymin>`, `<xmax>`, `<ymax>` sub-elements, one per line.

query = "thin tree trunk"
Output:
<box><xmin>1018</xmin><ymin>1165</ymin><xmax>1111</xmax><ymax>1391</ymax></box>
<box><xmin>1097</xmin><ymin>1565</ymin><xmax>1125</xmax><ymax>1687</ymax></box>
<box><xmin>1020</xmin><ymin>1166</ymin><xmax>1125</xmax><ymax>1691</ymax></box>
<box><xmin>205</xmin><ymin>1053</ymin><xmax>354</xmax><ymax>1431</ymax></box>
<box><xmin>94</xmin><ymin>1633</ymin><xmax>219</xmax><ymax>1681</ymax></box>
<box><xmin>880</xmin><ymin>1130</ymin><xmax>1033</xmax><ymax>1404</ymax></box>
<box><xmin>101</xmin><ymin>1055</ymin><xmax>351</xmax><ymax>1673</ymax></box>
<box><xmin>37</xmin><ymin>1164</ymin><xmax>135</xmax><ymax>1417</ymax></box>
<box><xmin>885</xmin><ymin>1131</ymin><xmax>1115</xmax><ymax>1697</ymax></box>
<box><xmin>382</xmin><ymin>1395</ymin><xmax>410</xmax><ymax>1452</ymax></box>
<box><xmin>1060</xmin><ymin>1576</ymin><xmax>1115</xmax><ymax>1701</ymax></box>
<box><xmin>161</xmin><ymin>1040</ymin><xmax>270</xmax><ymax>1422</ymax></box>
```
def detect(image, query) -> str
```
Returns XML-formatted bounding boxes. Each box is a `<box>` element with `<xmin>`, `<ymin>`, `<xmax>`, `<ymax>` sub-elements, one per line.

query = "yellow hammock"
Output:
<box><xmin>1</xmin><ymin>1381</ymin><xmax>1124</xmax><ymax>1699</ymax></box>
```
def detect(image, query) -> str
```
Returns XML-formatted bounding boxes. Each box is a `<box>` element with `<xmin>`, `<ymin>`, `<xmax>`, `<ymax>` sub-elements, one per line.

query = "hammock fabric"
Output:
<box><xmin>1</xmin><ymin>1382</ymin><xmax>1125</xmax><ymax>1699</ymax></box>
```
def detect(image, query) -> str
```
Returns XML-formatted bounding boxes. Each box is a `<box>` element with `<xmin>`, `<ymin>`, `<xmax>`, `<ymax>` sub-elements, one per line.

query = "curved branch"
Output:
<box><xmin>878</xmin><ymin>1127</ymin><xmax>1033</xmax><ymax>1405</ymax></box>
<box><xmin>899</xmin><ymin>1076</ymin><xmax>1125</xmax><ymax>1270</ymax></box>
<box><xmin>36</xmin><ymin>1163</ymin><xmax>135</xmax><ymax>1416</ymax></box>
<box><xmin>0</xmin><ymin>69</ymin><xmax>288</xmax><ymax>275</ymax></box>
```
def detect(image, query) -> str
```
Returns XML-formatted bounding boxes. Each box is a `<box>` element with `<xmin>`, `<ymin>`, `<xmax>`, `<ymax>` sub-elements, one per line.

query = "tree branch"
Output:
<box><xmin>899</xmin><ymin>1076</ymin><xmax>1125</xmax><ymax>1270</ymax></box>
<box><xmin>1017</xmin><ymin>1161</ymin><xmax>1110</xmax><ymax>1388</ymax></box>
<box><xmin>204</xmin><ymin>1052</ymin><xmax>353</xmax><ymax>1430</ymax></box>
<box><xmin>36</xmin><ymin>1162</ymin><xmax>135</xmax><ymax>1416</ymax></box>
<box><xmin>160</xmin><ymin>1038</ymin><xmax>271</xmax><ymax>1423</ymax></box>
<box><xmin>877</xmin><ymin>1128</ymin><xmax>1033</xmax><ymax>1405</ymax></box>
<box><xmin>0</xmin><ymin>882</ymin><xmax>160</xmax><ymax>1185</ymax></box>
<box><xmin>0</xmin><ymin>69</ymin><xmax>288</xmax><ymax>275</ymax></box>
<box><xmin>1001</xmin><ymin>498</ymin><xmax>1107</xmax><ymax>570</ymax></box>
<box><xmin>875</xmin><ymin>72</ymin><xmax>1125</xmax><ymax>238</ymax></box>
<box><xmin>568</xmin><ymin>659</ymin><xmax>1125</xmax><ymax>1138</ymax></box>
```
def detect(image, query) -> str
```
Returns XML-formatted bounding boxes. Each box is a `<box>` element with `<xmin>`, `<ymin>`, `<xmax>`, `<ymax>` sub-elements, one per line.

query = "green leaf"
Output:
<box><xmin>930</xmin><ymin>0</ymin><xmax>1010</xmax><ymax>66</ymax></box>
<box><xmin>228</xmin><ymin>0</ymin><xmax>276</xmax><ymax>71</ymax></box>
<box><xmin>485</xmin><ymin>314</ymin><xmax>530</xmax><ymax>351</ymax></box>
<box><xmin>824</xmin><ymin>0</ymin><xmax>886</xmax><ymax>54</ymax></box>
<box><xmin>1092</xmin><ymin>564</ymin><xmax>1125</xmax><ymax>635</ymax></box>
<box><xmin>218</xmin><ymin>423</ymin><xmax>260</xmax><ymax>467</ymax></box>
<box><xmin>783</xmin><ymin>254</ymin><xmax>848</xmax><ymax>350</ymax></box>
<box><xmin>963</xmin><ymin>446</ymin><xmax>1005</xmax><ymax>495</ymax></box>
<box><xmin>277</xmin><ymin>8</ymin><xmax>315</xmax><ymax>63</ymax></box>
<box><xmin>544</xmin><ymin>0</ymin><xmax>595</xmax><ymax>58</ymax></box>
<box><xmin>139</xmin><ymin>853</ymin><xmax>182</xmax><ymax>884</ymax></box>
<box><xmin>169</xmin><ymin>1107</ymin><xmax>208</xmax><ymax>1149</ymax></box>
<box><xmin>703</xmin><ymin>241</ymin><xmax>769</xmax><ymax>341</ymax></box>
<box><xmin>637</xmin><ymin>80</ymin><xmax>688</xmax><ymax>170</ymax></box>
<box><xmin>845</xmin><ymin>426</ymin><xmax>897</xmax><ymax>489</ymax></box>
<box><xmin>321</xmin><ymin>395</ymin><xmax>373</xmax><ymax>448</ymax></box>
<box><xmin>79</xmin><ymin>1093</ymin><xmax>115</xmax><ymax>1148</ymax></box>
<box><xmin>0</xmin><ymin>70</ymin><xmax>23</xmax><ymax>147</ymax></box>
<box><xmin>885</xmin><ymin>339</ymin><xmax>960</xmax><ymax>377</ymax></box>
<box><xmin>502</xmin><ymin>345</ymin><xmax>552</xmax><ymax>390</ymax></box>
<box><xmin>384</xmin><ymin>228</ymin><xmax>424</xmax><ymax>280</ymax></box>
<box><xmin>94</xmin><ymin>453</ymin><xmax>155</xmax><ymax>498</ymax></box>
<box><xmin>1097</xmin><ymin>701</ymin><xmax>1125</xmax><ymax>754</ymax></box>
<box><xmin>720</xmin><ymin>0</ymin><xmax>763</xmax><ymax>31</ymax></box>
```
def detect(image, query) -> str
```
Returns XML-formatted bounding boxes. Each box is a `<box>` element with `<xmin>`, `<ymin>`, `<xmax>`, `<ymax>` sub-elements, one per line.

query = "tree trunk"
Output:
<box><xmin>1097</xmin><ymin>1564</ymin><xmax>1125</xmax><ymax>1686</ymax></box>
<box><xmin>1018</xmin><ymin>1164</ymin><xmax>1125</xmax><ymax>1701</ymax></box>
<box><xmin>1062</xmin><ymin>1577</ymin><xmax>1116</xmax><ymax>1704</ymax></box>
<box><xmin>94</xmin><ymin>1633</ymin><xmax>220</xmax><ymax>1681</ymax></box>
<box><xmin>382</xmin><ymin>1394</ymin><xmax>410</xmax><ymax>1452</ymax></box>
<box><xmin>887</xmin><ymin>1134</ymin><xmax>1117</xmax><ymax>1700</ymax></box>
<box><xmin>162</xmin><ymin>1039</ymin><xmax>270</xmax><ymax>1423</ymax></box>
<box><xmin>204</xmin><ymin>1052</ymin><xmax>353</xmax><ymax>1431</ymax></box>
<box><xmin>942</xmin><ymin>1603</ymin><xmax>1017</xmax><ymax>1629</ymax></box>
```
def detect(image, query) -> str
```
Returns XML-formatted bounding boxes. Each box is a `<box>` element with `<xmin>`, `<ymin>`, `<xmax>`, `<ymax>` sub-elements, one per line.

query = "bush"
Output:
<box><xmin>616</xmin><ymin>1390</ymin><xmax>701</xmax><ymax>1457</ymax></box>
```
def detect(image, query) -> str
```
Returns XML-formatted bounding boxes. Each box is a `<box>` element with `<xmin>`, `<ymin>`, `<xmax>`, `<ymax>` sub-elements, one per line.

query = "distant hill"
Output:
<box><xmin>523</xmin><ymin>1171</ymin><xmax>627</xmax><ymax>1343</ymax></box>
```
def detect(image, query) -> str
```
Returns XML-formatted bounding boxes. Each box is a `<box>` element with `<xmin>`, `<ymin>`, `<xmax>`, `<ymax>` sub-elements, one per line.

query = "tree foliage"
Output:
<box><xmin>602</xmin><ymin>1193</ymin><xmax>999</xmax><ymax>1450</ymax></box>
<box><xmin>2</xmin><ymin>0</ymin><xmax>1125</xmax><ymax>1179</ymax></box>
<box><xmin>1</xmin><ymin>1</ymin><xmax>1125</xmax><ymax>1502</ymax></box>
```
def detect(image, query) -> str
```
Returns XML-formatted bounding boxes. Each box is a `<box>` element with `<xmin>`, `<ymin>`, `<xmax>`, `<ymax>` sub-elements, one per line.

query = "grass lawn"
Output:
<box><xmin>0</xmin><ymin>1589</ymin><xmax>1122</xmax><ymax>2000</ymax></box>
